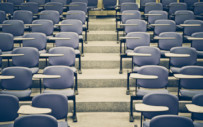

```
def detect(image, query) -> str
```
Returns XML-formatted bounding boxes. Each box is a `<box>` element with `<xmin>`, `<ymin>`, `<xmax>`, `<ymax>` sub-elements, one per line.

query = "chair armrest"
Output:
<box><xmin>186</xmin><ymin>104</ymin><xmax>203</xmax><ymax>113</ymax></box>
<box><xmin>0</xmin><ymin>75</ymin><xmax>15</xmax><ymax>79</ymax></box>
<box><xmin>14</xmin><ymin>38</ymin><xmax>35</xmax><ymax>41</ymax></box>
<box><xmin>33</xmin><ymin>74</ymin><xmax>61</xmax><ymax>79</ymax></box>
<box><xmin>127</xmin><ymin>52</ymin><xmax>151</xmax><ymax>57</ymax></box>
<box><xmin>174</xmin><ymin>74</ymin><xmax>203</xmax><ymax>79</ymax></box>
<box><xmin>165</xmin><ymin>53</ymin><xmax>190</xmax><ymax>57</ymax></box>
<box><xmin>40</xmin><ymin>53</ymin><xmax>64</xmax><ymax>57</ymax></box>
<box><xmin>135</xmin><ymin>103</ymin><xmax>169</xmax><ymax>112</ymax></box>
<box><xmin>18</xmin><ymin>105</ymin><xmax>52</xmax><ymax>115</ymax></box>
<box><xmin>130</xmin><ymin>73</ymin><xmax>158</xmax><ymax>79</ymax></box>
<box><xmin>1</xmin><ymin>54</ymin><xmax>24</xmax><ymax>57</ymax></box>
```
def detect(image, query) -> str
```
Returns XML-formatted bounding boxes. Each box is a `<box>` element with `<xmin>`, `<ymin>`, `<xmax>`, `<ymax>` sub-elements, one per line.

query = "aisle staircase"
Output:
<box><xmin>15</xmin><ymin>16</ymin><xmax>203</xmax><ymax>127</ymax></box>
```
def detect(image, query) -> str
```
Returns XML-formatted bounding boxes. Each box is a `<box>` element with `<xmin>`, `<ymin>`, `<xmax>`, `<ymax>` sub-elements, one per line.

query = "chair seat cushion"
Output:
<box><xmin>58</xmin><ymin>121</ymin><xmax>69</xmax><ymax>127</ymax></box>
<box><xmin>170</xmin><ymin>67</ymin><xmax>181</xmax><ymax>74</ymax></box>
<box><xmin>0</xmin><ymin>123</ymin><xmax>13</xmax><ymax>127</ymax></box>
<box><xmin>194</xmin><ymin>122</ymin><xmax>203</xmax><ymax>127</ymax></box>
<box><xmin>0</xmin><ymin>90</ymin><xmax>31</xmax><ymax>99</ymax></box>
<box><xmin>29</xmin><ymin>67</ymin><xmax>39</xmax><ymax>74</ymax></box>
<box><xmin>143</xmin><ymin>121</ymin><xmax>150</xmax><ymax>127</ymax></box>
<box><xmin>137</xmin><ymin>89</ymin><xmax>169</xmax><ymax>97</ymax></box>
<box><xmin>180</xmin><ymin>90</ymin><xmax>203</xmax><ymax>98</ymax></box>
<box><xmin>43</xmin><ymin>89</ymin><xmax>75</xmax><ymax>97</ymax></box>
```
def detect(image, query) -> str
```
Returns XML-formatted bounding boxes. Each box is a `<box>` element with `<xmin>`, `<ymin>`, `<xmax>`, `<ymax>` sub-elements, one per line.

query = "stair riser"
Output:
<box><xmin>89</xmin><ymin>24</ymin><xmax>116</xmax><ymax>31</ymax></box>
<box><xmin>84</xmin><ymin>46</ymin><xmax>119</xmax><ymax>53</ymax></box>
<box><xmin>87</xmin><ymin>34</ymin><xmax>117</xmax><ymax>41</ymax></box>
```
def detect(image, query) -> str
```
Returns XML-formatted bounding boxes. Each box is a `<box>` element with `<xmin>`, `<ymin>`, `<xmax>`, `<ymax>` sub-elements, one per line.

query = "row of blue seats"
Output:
<box><xmin>1</xmin><ymin>93</ymin><xmax>203</xmax><ymax>127</ymax></box>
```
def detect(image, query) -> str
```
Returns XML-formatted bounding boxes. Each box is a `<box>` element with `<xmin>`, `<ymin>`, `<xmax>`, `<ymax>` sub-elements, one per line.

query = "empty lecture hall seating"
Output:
<box><xmin>0</xmin><ymin>0</ymin><xmax>202</xmax><ymax>127</ymax></box>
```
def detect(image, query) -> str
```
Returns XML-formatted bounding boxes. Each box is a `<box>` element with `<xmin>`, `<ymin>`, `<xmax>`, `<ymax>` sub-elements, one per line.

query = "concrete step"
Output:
<box><xmin>88</xmin><ymin>21</ymin><xmax>116</xmax><ymax>31</ymax></box>
<box><xmin>84</xmin><ymin>41</ymin><xmax>119</xmax><ymax>53</ymax></box>
<box><xmin>78</xmin><ymin>69</ymin><xmax>178</xmax><ymax>88</ymax></box>
<box><xmin>82</xmin><ymin>53</ymin><xmax>169</xmax><ymax>69</ymax></box>
<box><xmin>21</xmin><ymin>87</ymin><xmax>193</xmax><ymax>113</ymax></box>
<box><xmin>87</xmin><ymin>31</ymin><xmax>117</xmax><ymax>41</ymax></box>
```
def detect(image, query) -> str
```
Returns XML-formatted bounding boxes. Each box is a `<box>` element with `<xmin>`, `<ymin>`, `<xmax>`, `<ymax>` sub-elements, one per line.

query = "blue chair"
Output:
<box><xmin>13</xmin><ymin>10</ymin><xmax>33</xmax><ymax>28</ymax></box>
<box><xmin>22</xmin><ymin>33</ymin><xmax>47</xmax><ymax>54</ymax></box>
<box><xmin>183</xmin><ymin>20</ymin><xmax>203</xmax><ymax>38</ymax></box>
<box><xmin>144</xmin><ymin>2</ymin><xmax>163</xmax><ymax>14</ymax></box>
<box><xmin>136</xmin><ymin>93</ymin><xmax>179</xmax><ymax>127</ymax></box>
<box><xmin>124</xmin><ymin>19</ymin><xmax>147</xmax><ymax>34</ymax></box>
<box><xmin>121</xmin><ymin>10</ymin><xmax>141</xmax><ymax>24</ymax></box>
<box><xmin>194</xmin><ymin>2</ymin><xmax>203</xmax><ymax>20</ymax></box>
<box><xmin>119</xmin><ymin>33</ymin><xmax>150</xmax><ymax>72</ymax></box>
<box><xmin>39</xmin><ymin>10</ymin><xmax>60</xmax><ymax>25</ymax></box>
<box><xmin>191</xmin><ymin>94</ymin><xmax>203</xmax><ymax>127</ymax></box>
<box><xmin>0</xmin><ymin>33</ymin><xmax>14</xmax><ymax>54</ymax></box>
<box><xmin>41</xmin><ymin>66</ymin><xmax>77</xmax><ymax>122</ymax></box>
<box><xmin>28</xmin><ymin>0</ymin><xmax>46</xmax><ymax>6</ymax></box>
<box><xmin>184</xmin><ymin>0</ymin><xmax>198</xmax><ymax>10</ymax></box>
<box><xmin>48</xmin><ymin>47</ymin><xmax>81</xmax><ymax>73</ymax></box>
<box><xmin>116</xmin><ymin>10</ymin><xmax>141</xmax><ymax>37</ymax></box>
<box><xmin>55</xmin><ymin>32</ymin><xmax>82</xmax><ymax>55</ymax></box>
<box><xmin>0</xmin><ymin>11</ymin><xmax>6</xmax><ymax>30</ymax></box>
<box><xmin>20</xmin><ymin>2</ymin><xmax>39</xmax><ymax>15</ymax></box>
<box><xmin>0</xmin><ymin>2</ymin><xmax>14</xmax><ymax>15</ymax></box>
<box><xmin>147</xmin><ymin>11</ymin><xmax>168</xmax><ymax>30</ymax></box>
<box><xmin>12</xmin><ymin>47</ymin><xmax>40</xmax><ymax>74</ymax></box>
<box><xmin>103</xmin><ymin>0</ymin><xmax>117</xmax><ymax>10</ymax></box>
<box><xmin>31</xmin><ymin>19</ymin><xmax>54</xmax><ymax>37</ymax></box>
<box><xmin>66</xmin><ymin>10</ymin><xmax>88</xmax><ymax>31</ymax></box>
<box><xmin>0</xmin><ymin>94</ymin><xmax>19</xmax><ymax>127</ymax></box>
<box><xmin>44</xmin><ymin>2</ymin><xmax>64</xmax><ymax>15</ymax></box>
<box><xmin>135</xmin><ymin>65</ymin><xmax>169</xmax><ymax>97</ymax></box>
<box><xmin>119</xmin><ymin>0</ymin><xmax>135</xmax><ymax>5</ymax></box>
<box><xmin>169</xmin><ymin>2</ymin><xmax>187</xmax><ymax>19</ymax></box>
<box><xmin>158</xmin><ymin>32</ymin><xmax>182</xmax><ymax>57</ymax></box>
<box><xmin>148</xmin><ymin>11</ymin><xmax>168</xmax><ymax>24</ymax></box>
<box><xmin>2</xmin><ymin>20</ymin><xmax>24</xmax><ymax>37</ymax></box>
<box><xmin>129</xmin><ymin>65</ymin><xmax>169</xmax><ymax>122</ymax></box>
<box><xmin>60</xmin><ymin>19</ymin><xmax>85</xmax><ymax>42</ymax></box>
<box><xmin>140</xmin><ymin>0</ymin><xmax>156</xmax><ymax>11</ymax></box>
<box><xmin>175</xmin><ymin>10</ymin><xmax>194</xmax><ymax>28</ymax></box>
<box><xmin>124</xmin><ymin>32</ymin><xmax>150</xmax><ymax>53</ymax></box>
<box><xmin>51</xmin><ymin>0</ymin><xmax>67</xmax><ymax>5</ymax></box>
<box><xmin>120</xmin><ymin>2</ymin><xmax>138</xmax><ymax>12</ymax></box>
<box><xmin>169</xmin><ymin>47</ymin><xmax>197</xmax><ymax>74</ymax></box>
<box><xmin>88</xmin><ymin>0</ymin><xmax>98</xmax><ymax>9</ymax></box>
<box><xmin>69</xmin><ymin>2</ymin><xmax>88</xmax><ymax>14</ymax></box>
<box><xmin>0</xmin><ymin>67</ymin><xmax>33</xmax><ymax>99</ymax></box>
<box><xmin>72</xmin><ymin>0</ymin><xmax>88</xmax><ymax>5</ymax></box>
<box><xmin>191</xmin><ymin>32</ymin><xmax>203</xmax><ymax>58</ymax></box>
<box><xmin>32</xmin><ymin>94</ymin><xmax>70</xmax><ymax>125</ymax></box>
<box><xmin>14</xmin><ymin>115</ymin><xmax>58</xmax><ymax>127</ymax></box>
<box><xmin>153</xmin><ymin>19</ymin><xmax>176</xmax><ymax>36</ymax></box>
<box><xmin>161</xmin><ymin>0</ymin><xmax>177</xmax><ymax>10</ymax></box>
<box><xmin>177</xmin><ymin>66</ymin><xmax>203</xmax><ymax>100</ymax></box>
<box><xmin>126</xmin><ymin>46</ymin><xmax>160</xmax><ymax>94</ymax></box>
<box><xmin>0</xmin><ymin>10</ymin><xmax>6</xmax><ymax>24</ymax></box>
<box><xmin>7</xmin><ymin>0</ymin><xmax>24</xmax><ymax>6</ymax></box>
<box><xmin>150</xmin><ymin>115</ymin><xmax>194</xmax><ymax>127</ymax></box>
